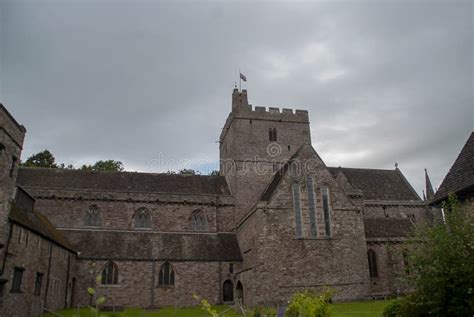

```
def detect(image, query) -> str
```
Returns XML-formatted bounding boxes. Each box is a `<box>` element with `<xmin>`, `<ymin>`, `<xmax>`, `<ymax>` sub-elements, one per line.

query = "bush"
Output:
<box><xmin>286</xmin><ymin>289</ymin><xmax>333</xmax><ymax>317</ymax></box>
<box><xmin>382</xmin><ymin>297</ymin><xmax>424</xmax><ymax>317</ymax></box>
<box><xmin>399</xmin><ymin>194</ymin><xmax>474</xmax><ymax>316</ymax></box>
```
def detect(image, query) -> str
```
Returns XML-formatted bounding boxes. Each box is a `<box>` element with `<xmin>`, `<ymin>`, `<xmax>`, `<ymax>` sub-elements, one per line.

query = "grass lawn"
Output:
<box><xmin>43</xmin><ymin>300</ymin><xmax>392</xmax><ymax>317</ymax></box>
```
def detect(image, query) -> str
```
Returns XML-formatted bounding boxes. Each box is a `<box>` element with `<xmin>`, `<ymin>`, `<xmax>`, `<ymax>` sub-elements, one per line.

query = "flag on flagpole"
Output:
<box><xmin>240</xmin><ymin>72</ymin><xmax>247</xmax><ymax>82</ymax></box>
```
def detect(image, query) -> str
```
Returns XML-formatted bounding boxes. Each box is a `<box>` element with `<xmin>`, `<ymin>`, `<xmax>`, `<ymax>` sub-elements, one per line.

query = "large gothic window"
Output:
<box><xmin>292</xmin><ymin>183</ymin><xmax>303</xmax><ymax>238</ymax></box>
<box><xmin>306</xmin><ymin>176</ymin><xmax>317</xmax><ymax>238</ymax></box>
<box><xmin>134</xmin><ymin>208</ymin><xmax>151</xmax><ymax>229</ymax></box>
<box><xmin>84</xmin><ymin>205</ymin><xmax>101</xmax><ymax>227</ymax></box>
<box><xmin>190</xmin><ymin>210</ymin><xmax>208</xmax><ymax>231</ymax></box>
<box><xmin>367</xmin><ymin>249</ymin><xmax>378</xmax><ymax>278</ymax></box>
<box><xmin>101</xmin><ymin>261</ymin><xmax>118</xmax><ymax>285</ymax></box>
<box><xmin>321</xmin><ymin>186</ymin><xmax>332</xmax><ymax>237</ymax></box>
<box><xmin>158</xmin><ymin>262</ymin><xmax>175</xmax><ymax>287</ymax></box>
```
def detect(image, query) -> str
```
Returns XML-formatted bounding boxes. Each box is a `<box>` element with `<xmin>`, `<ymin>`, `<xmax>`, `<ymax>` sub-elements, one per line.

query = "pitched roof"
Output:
<box><xmin>9</xmin><ymin>203</ymin><xmax>75</xmax><ymax>252</ymax></box>
<box><xmin>61</xmin><ymin>230</ymin><xmax>242</xmax><ymax>261</ymax></box>
<box><xmin>364</xmin><ymin>218</ymin><xmax>414</xmax><ymax>238</ymax></box>
<box><xmin>432</xmin><ymin>132</ymin><xmax>474</xmax><ymax>203</ymax></box>
<box><xmin>328</xmin><ymin>167</ymin><xmax>420</xmax><ymax>201</ymax></box>
<box><xmin>259</xmin><ymin>144</ymin><xmax>321</xmax><ymax>202</ymax></box>
<box><xmin>17</xmin><ymin>167</ymin><xmax>231</xmax><ymax>196</ymax></box>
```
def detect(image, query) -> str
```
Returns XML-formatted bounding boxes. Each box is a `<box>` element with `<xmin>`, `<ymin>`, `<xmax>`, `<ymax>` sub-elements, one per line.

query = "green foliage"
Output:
<box><xmin>87</xmin><ymin>287</ymin><xmax>96</xmax><ymax>295</ymax></box>
<box><xmin>87</xmin><ymin>262</ymin><xmax>107</xmax><ymax>317</ymax></box>
<box><xmin>22</xmin><ymin>149</ymin><xmax>124</xmax><ymax>171</ymax></box>
<box><xmin>382</xmin><ymin>296</ymin><xmax>425</xmax><ymax>317</ymax></box>
<box><xmin>385</xmin><ymin>194</ymin><xmax>474</xmax><ymax>317</ymax></box>
<box><xmin>250</xmin><ymin>305</ymin><xmax>277</xmax><ymax>317</ymax></box>
<box><xmin>42</xmin><ymin>301</ymin><xmax>393</xmax><ymax>317</ymax></box>
<box><xmin>22</xmin><ymin>149</ymin><xmax>58</xmax><ymax>168</ymax></box>
<box><xmin>81</xmin><ymin>160</ymin><xmax>124</xmax><ymax>171</ymax></box>
<box><xmin>179</xmin><ymin>169</ymin><xmax>200</xmax><ymax>175</ymax></box>
<box><xmin>209</xmin><ymin>170</ymin><xmax>220</xmax><ymax>176</ymax></box>
<box><xmin>286</xmin><ymin>289</ymin><xmax>334</xmax><ymax>317</ymax></box>
<box><xmin>193</xmin><ymin>294</ymin><xmax>219</xmax><ymax>317</ymax></box>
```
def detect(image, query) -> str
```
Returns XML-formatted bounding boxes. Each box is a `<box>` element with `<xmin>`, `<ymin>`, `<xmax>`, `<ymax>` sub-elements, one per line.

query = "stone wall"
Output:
<box><xmin>0</xmin><ymin>105</ymin><xmax>26</xmax><ymax>267</ymax></box>
<box><xmin>0</xmin><ymin>224</ymin><xmax>75</xmax><ymax>317</ymax></box>
<box><xmin>21</xmin><ymin>189</ymin><xmax>235</xmax><ymax>233</ymax></box>
<box><xmin>71</xmin><ymin>259</ymin><xmax>240</xmax><ymax>309</ymax></box>
<box><xmin>236</xmin><ymin>145</ymin><xmax>370</xmax><ymax>306</ymax></box>
<box><xmin>220</xmin><ymin>89</ymin><xmax>312</xmax><ymax>226</ymax></box>
<box><xmin>364</xmin><ymin>202</ymin><xmax>429</xmax><ymax>223</ymax></box>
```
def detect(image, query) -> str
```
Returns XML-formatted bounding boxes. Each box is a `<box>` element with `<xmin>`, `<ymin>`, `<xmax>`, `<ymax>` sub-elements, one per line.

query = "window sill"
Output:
<box><xmin>10</xmin><ymin>290</ymin><xmax>23</xmax><ymax>294</ymax></box>
<box><xmin>99</xmin><ymin>284</ymin><xmax>120</xmax><ymax>288</ymax></box>
<box><xmin>296</xmin><ymin>237</ymin><xmax>334</xmax><ymax>241</ymax></box>
<box><xmin>157</xmin><ymin>285</ymin><xmax>175</xmax><ymax>289</ymax></box>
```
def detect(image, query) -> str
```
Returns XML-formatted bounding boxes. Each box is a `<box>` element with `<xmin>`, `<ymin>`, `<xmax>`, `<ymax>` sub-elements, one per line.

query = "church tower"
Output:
<box><xmin>219</xmin><ymin>88</ymin><xmax>312</xmax><ymax>222</ymax></box>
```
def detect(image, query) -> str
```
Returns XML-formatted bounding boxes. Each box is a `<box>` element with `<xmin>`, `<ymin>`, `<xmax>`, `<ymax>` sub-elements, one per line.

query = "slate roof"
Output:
<box><xmin>17</xmin><ymin>167</ymin><xmax>231</xmax><ymax>196</ymax></box>
<box><xmin>364</xmin><ymin>218</ymin><xmax>414</xmax><ymax>238</ymax></box>
<box><xmin>432</xmin><ymin>132</ymin><xmax>474</xmax><ymax>204</ymax></box>
<box><xmin>328</xmin><ymin>167</ymin><xmax>421</xmax><ymax>201</ymax></box>
<box><xmin>62</xmin><ymin>230</ymin><xmax>242</xmax><ymax>261</ymax></box>
<box><xmin>9</xmin><ymin>203</ymin><xmax>75</xmax><ymax>252</ymax></box>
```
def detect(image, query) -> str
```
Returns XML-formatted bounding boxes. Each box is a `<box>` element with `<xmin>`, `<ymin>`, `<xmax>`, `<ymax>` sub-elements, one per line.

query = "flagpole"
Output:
<box><xmin>239</xmin><ymin>69</ymin><xmax>241</xmax><ymax>91</ymax></box>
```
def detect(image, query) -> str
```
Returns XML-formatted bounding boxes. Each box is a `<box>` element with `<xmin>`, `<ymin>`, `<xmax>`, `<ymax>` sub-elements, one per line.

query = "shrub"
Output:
<box><xmin>286</xmin><ymin>289</ymin><xmax>333</xmax><ymax>317</ymax></box>
<box><xmin>382</xmin><ymin>297</ymin><xmax>425</xmax><ymax>317</ymax></box>
<box><xmin>399</xmin><ymin>194</ymin><xmax>474</xmax><ymax>316</ymax></box>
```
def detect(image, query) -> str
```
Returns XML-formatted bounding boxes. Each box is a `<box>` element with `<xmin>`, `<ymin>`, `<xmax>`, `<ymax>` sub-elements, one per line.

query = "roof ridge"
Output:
<box><xmin>328</xmin><ymin>166</ymin><xmax>399</xmax><ymax>172</ymax></box>
<box><xmin>19</xmin><ymin>166</ymin><xmax>222</xmax><ymax>178</ymax></box>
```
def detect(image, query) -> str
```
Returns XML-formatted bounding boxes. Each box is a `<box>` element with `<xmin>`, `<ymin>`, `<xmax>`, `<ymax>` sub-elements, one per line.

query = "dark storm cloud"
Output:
<box><xmin>1</xmin><ymin>0</ymin><xmax>472</xmax><ymax>194</ymax></box>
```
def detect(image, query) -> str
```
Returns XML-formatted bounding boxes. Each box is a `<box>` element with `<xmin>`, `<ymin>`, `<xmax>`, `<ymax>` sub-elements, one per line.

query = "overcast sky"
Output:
<box><xmin>1</xmin><ymin>0</ymin><xmax>472</xmax><ymax>196</ymax></box>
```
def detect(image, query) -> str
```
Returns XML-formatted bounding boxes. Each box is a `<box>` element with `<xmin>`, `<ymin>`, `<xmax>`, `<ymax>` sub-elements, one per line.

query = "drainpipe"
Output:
<box><xmin>64</xmin><ymin>254</ymin><xmax>71</xmax><ymax>308</ymax></box>
<box><xmin>43</xmin><ymin>243</ymin><xmax>53</xmax><ymax>310</ymax></box>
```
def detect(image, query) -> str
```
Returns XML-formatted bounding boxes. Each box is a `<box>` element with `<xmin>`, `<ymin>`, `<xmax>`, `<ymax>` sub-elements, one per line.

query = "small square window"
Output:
<box><xmin>229</xmin><ymin>263</ymin><xmax>234</xmax><ymax>273</ymax></box>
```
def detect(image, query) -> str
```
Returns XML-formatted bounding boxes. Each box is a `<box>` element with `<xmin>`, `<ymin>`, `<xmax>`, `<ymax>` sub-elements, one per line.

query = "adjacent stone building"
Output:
<box><xmin>0</xmin><ymin>105</ymin><xmax>77</xmax><ymax>317</ymax></box>
<box><xmin>0</xmin><ymin>89</ymin><xmax>437</xmax><ymax>315</ymax></box>
<box><xmin>431</xmin><ymin>132</ymin><xmax>474</xmax><ymax>206</ymax></box>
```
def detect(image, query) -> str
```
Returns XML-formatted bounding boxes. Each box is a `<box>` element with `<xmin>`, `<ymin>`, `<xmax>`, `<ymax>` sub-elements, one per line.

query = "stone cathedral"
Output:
<box><xmin>0</xmin><ymin>89</ymin><xmax>432</xmax><ymax>316</ymax></box>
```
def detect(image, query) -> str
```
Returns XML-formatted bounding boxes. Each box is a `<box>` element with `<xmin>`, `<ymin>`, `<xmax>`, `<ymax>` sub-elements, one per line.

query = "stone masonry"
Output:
<box><xmin>0</xmin><ymin>89</ymin><xmax>434</xmax><ymax>315</ymax></box>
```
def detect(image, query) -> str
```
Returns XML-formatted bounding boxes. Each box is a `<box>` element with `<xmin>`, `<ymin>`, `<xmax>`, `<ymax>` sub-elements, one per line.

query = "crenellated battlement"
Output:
<box><xmin>231</xmin><ymin>88</ymin><xmax>309</xmax><ymax>123</ymax></box>
<box><xmin>252</xmin><ymin>105</ymin><xmax>308</xmax><ymax>116</ymax></box>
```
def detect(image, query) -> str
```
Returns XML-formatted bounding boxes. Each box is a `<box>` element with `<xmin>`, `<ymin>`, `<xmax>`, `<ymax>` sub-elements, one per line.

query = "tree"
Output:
<box><xmin>22</xmin><ymin>149</ymin><xmax>58</xmax><ymax>168</ymax></box>
<box><xmin>81</xmin><ymin>160</ymin><xmax>124</xmax><ymax>172</ymax></box>
<box><xmin>179</xmin><ymin>169</ymin><xmax>200</xmax><ymax>175</ymax></box>
<box><xmin>386</xmin><ymin>194</ymin><xmax>474</xmax><ymax>316</ymax></box>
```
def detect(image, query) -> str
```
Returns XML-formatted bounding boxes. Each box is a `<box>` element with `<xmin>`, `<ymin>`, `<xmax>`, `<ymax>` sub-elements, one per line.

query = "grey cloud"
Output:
<box><xmin>1</xmin><ymin>0</ymin><xmax>472</xmax><ymax>195</ymax></box>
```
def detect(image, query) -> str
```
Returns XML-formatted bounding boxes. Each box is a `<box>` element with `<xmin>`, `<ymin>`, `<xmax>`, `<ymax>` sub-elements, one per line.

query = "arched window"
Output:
<box><xmin>367</xmin><ymin>249</ymin><xmax>378</xmax><ymax>278</ymax></box>
<box><xmin>306</xmin><ymin>176</ymin><xmax>317</xmax><ymax>238</ymax></box>
<box><xmin>236</xmin><ymin>281</ymin><xmax>244</xmax><ymax>304</ymax></box>
<box><xmin>292</xmin><ymin>183</ymin><xmax>303</xmax><ymax>238</ymax></box>
<box><xmin>85</xmin><ymin>205</ymin><xmax>101</xmax><ymax>227</ymax></box>
<box><xmin>134</xmin><ymin>208</ymin><xmax>151</xmax><ymax>229</ymax></box>
<box><xmin>190</xmin><ymin>210</ymin><xmax>208</xmax><ymax>231</ymax></box>
<box><xmin>158</xmin><ymin>262</ymin><xmax>175</xmax><ymax>286</ymax></box>
<box><xmin>268</xmin><ymin>128</ymin><xmax>277</xmax><ymax>141</ymax></box>
<box><xmin>101</xmin><ymin>261</ymin><xmax>118</xmax><ymax>285</ymax></box>
<box><xmin>321</xmin><ymin>186</ymin><xmax>331</xmax><ymax>237</ymax></box>
<box><xmin>223</xmin><ymin>280</ymin><xmax>234</xmax><ymax>302</ymax></box>
<box><xmin>403</xmin><ymin>250</ymin><xmax>410</xmax><ymax>275</ymax></box>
